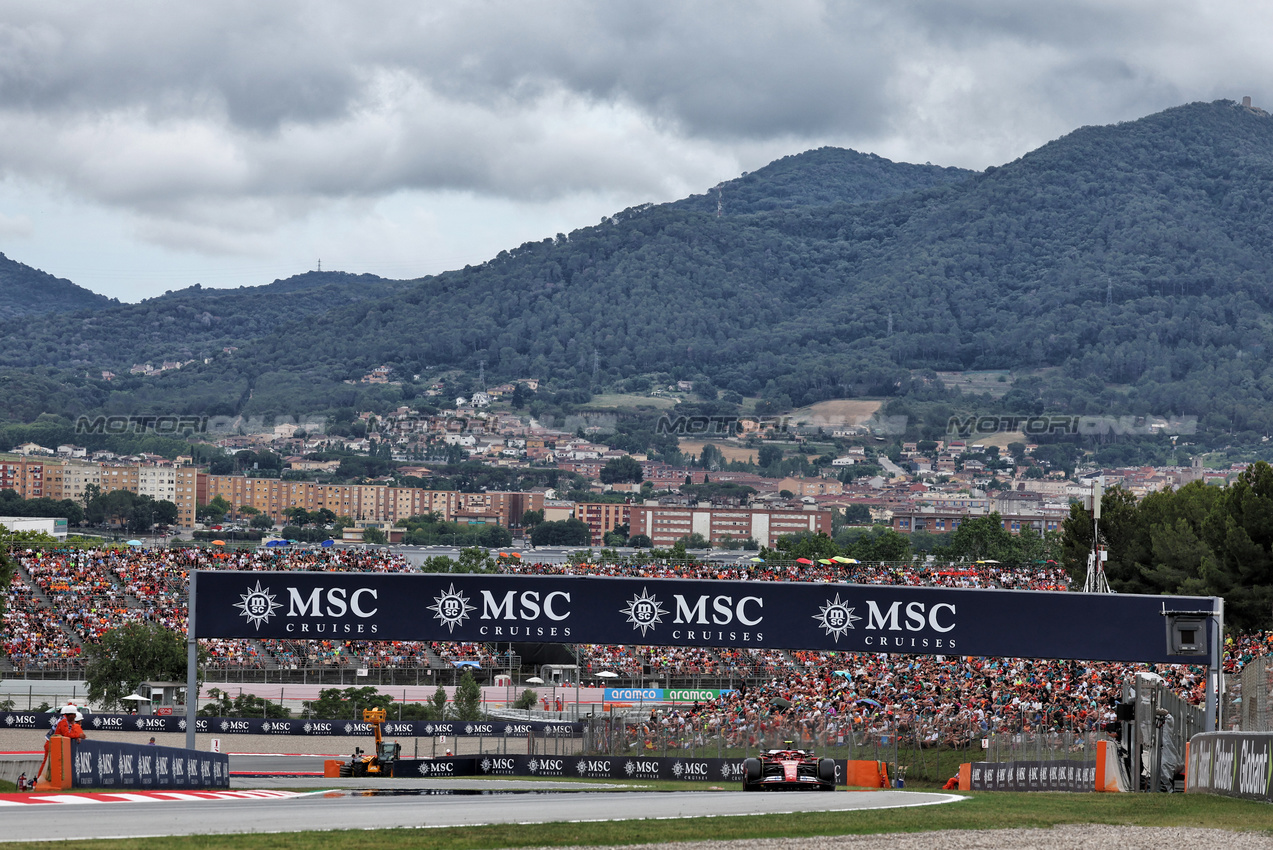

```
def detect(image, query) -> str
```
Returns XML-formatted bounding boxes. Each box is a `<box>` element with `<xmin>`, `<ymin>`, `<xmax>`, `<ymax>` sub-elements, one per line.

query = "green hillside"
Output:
<box><xmin>0</xmin><ymin>271</ymin><xmax>410</xmax><ymax>372</ymax></box>
<box><xmin>0</xmin><ymin>252</ymin><xmax>114</xmax><ymax>318</ymax></box>
<box><xmin>219</xmin><ymin>100</ymin><xmax>1273</xmax><ymax>431</ymax></box>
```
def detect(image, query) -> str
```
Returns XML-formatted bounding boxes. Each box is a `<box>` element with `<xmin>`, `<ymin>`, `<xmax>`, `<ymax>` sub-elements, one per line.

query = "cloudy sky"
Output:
<box><xmin>0</xmin><ymin>1</ymin><xmax>1266</xmax><ymax>302</ymax></box>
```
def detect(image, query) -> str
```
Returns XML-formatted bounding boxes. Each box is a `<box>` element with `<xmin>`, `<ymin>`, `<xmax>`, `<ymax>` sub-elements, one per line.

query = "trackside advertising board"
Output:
<box><xmin>70</xmin><ymin>739</ymin><xmax>229</xmax><ymax>789</ymax></box>
<box><xmin>1186</xmin><ymin>732</ymin><xmax>1273</xmax><ymax>801</ymax></box>
<box><xmin>0</xmin><ymin>712</ymin><xmax>581</xmax><ymax>738</ymax></box>
<box><xmin>391</xmin><ymin>755</ymin><xmax>852</xmax><ymax>784</ymax></box>
<box><xmin>194</xmin><ymin>571</ymin><xmax>1218</xmax><ymax>663</ymax></box>
<box><xmin>603</xmin><ymin>688</ymin><xmax>733</xmax><ymax>702</ymax></box>
<box><xmin>966</xmin><ymin>760</ymin><xmax>1095</xmax><ymax>792</ymax></box>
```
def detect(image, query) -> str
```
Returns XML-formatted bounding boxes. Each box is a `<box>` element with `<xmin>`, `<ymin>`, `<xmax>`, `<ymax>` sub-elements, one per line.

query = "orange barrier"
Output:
<box><xmin>958</xmin><ymin>762</ymin><xmax>972</xmax><ymax>790</ymax></box>
<box><xmin>1094</xmin><ymin>739</ymin><xmax>1125</xmax><ymax>792</ymax></box>
<box><xmin>35</xmin><ymin>736</ymin><xmax>71</xmax><ymax>791</ymax></box>
<box><xmin>842</xmin><ymin>759</ymin><xmax>891</xmax><ymax>788</ymax></box>
<box><xmin>324</xmin><ymin>759</ymin><xmax>345</xmax><ymax>777</ymax></box>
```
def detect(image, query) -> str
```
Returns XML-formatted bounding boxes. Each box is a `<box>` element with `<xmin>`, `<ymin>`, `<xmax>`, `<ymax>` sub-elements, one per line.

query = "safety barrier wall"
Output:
<box><xmin>961</xmin><ymin>759</ymin><xmax>1096</xmax><ymax>792</ymax></box>
<box><xmin>0</xmin><ymin>757</ymin><xmax>41</xmax><ymax>787</ymax></box>
<box><xmin>70</xmin><ymin>739</ymin><xmax>229</xmax><ymax>790</ymax></box>
<box><xmin>1186</xmin><ymin>732</ymin><xmax>1273</xmax><ymax>800</ymax></box>
<box><xmin>384</xmin><ymin>754</ymin><xmax>870</xmax><ymax>784</ymax></box>
<box><xmin>0</xmin><ymin>711</ymin><xmax>582</xmax><ymax>738</ymax></box>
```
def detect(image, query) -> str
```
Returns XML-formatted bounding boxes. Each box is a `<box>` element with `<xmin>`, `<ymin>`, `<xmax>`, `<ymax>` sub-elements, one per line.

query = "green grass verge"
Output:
<box><xmin>4</xmin><ymin>793</ymin><xmax>1273</xmax><ymax>849</ymax></box>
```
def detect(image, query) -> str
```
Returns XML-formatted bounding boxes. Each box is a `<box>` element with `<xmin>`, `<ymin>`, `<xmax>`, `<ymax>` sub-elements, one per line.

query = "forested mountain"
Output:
<box><xmin>0</xmin><ymin>252</ymin><xmax>114</xmax><ymax>318</ymax></box>
<box><xmin>3</xmin><ymin>100</ymin><xmax>1273</xmax><ymax>444</ymax></box>
<box><xmin>0</xmin><ymin>271</ymin><xmax>408</xmax><ymax>372</ymax></box>
<box><xmin>670</xmin><ymin>147</ymin><xmax>973</xmax><ymax>215</ymax></box>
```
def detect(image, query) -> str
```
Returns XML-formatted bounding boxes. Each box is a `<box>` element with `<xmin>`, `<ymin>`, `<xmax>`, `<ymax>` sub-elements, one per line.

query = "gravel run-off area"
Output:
<box><xmin>529</xmin><ymin>825</ymin><xmax>1273</xmax><ymax>850</ymax></box>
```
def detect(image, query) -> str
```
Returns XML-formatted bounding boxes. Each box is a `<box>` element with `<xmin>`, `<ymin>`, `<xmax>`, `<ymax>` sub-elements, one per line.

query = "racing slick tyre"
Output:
<box><xmin>817</xmin><ymin>758</ymin><xmax>836</xmax><ymax>784</ymax></box>
<box><xmin>743</xmin><ymin>758</ymin><xmax>762</xmax><ymax>782</ymax></box>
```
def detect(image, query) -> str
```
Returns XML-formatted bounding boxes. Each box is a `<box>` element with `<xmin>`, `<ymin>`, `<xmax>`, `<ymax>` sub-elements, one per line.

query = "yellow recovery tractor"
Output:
<box><xmin>339</xmin><ymin>708</ymin><xmax>402</xmax><ymax>777</ymax></box>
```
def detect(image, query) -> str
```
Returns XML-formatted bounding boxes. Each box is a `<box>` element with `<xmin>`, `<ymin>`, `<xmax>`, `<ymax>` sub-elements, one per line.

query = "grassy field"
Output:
<box><xmin>579</xmin><ymin>393</ymin><xmax>677</xmax><ymax>410</ymax></box>
<box><xmin>679</xmin><ymin>440</ymin><xmax>759</xmax><ymax>464</ymax></box>
<box><xmin>787</xmin><ymin>399</ymin><xmax>883</xmax><ymax>427</ymax></box>
<box><xmin>934</xmin><ymin>371</ymin><xmax>1016</xmax><ymax>399</ymax></box>
<box><xmin>2</xmin><ymin>792</ymin><xmax>1270</xmax><ymax>849</ymax></box>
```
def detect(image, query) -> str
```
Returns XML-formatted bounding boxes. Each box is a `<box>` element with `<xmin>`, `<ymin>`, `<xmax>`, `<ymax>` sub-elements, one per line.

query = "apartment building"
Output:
<box><xmin>0</xmin><ymin>458</ymin><xmax>48</xmax><ymax>499</ymax></box>
<box><xmin>201</xmin><ymin>476</ymin><xmax>543</xmax><ymax>528</ymax></box>
<box><xmin>137</xmin><ymin>464</ymin><xmax>178</xmax><ymax>503</ymax></box>
<box><xmin>628</xmin><ymin>505</ymin><xmax>832</xmax><ymax>548</ymax></box>
<box><xmin>100</xmin><ymin>464</ymin><xmax>141</xmax><ymax>495</ymax></box>
<box><xmin>890</xmin><ymin>506</ymin><xmax>1067</xmax><ymax>536</ymax></box>
<box><xmin>573</xmin><ymin>502</ymin><xmax>632</xmax><ymax>546</ymax></box>
<box><xmin>174</xmin><ymin>466</ymin><xmax>204</xmax><ymax>527</ymax></box>
<box><xmin>58</xmin><ymin>462</ymin><xmax>103</xmax><ymax>505</ymax></box>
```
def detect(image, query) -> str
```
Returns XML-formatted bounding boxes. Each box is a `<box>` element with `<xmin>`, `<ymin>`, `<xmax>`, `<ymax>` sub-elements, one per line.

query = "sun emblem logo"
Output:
<box><xmin>428</xmin><ymin>583</ymin><xmax>475</xmax><ymax>633</ymax></box>
<box><xmin>621</xmin><ymin>588</ymin><xmax>666</xmax><ymax>636</ymax></box>
<box><xmin>813</xmin><ymin>593</ymin><xmax>861</xmax><ymax>642</ymax></box>
<box><xmin>234</xmin><ymin>581</ymin><xmax>281</xmax><ymax>630</ymax></box>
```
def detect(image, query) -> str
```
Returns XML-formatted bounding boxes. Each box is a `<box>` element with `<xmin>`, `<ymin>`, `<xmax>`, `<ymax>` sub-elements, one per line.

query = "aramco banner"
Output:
<box><xmin>193</xmin><ymin>571</ymin><xmax>1217</xmax><ymax>663</ymax></box>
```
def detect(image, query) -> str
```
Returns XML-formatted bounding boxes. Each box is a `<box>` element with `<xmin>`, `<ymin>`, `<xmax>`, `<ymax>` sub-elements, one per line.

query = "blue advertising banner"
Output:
<box><xmin>391</xmin><ymin>754</ymin><xmax>850</xmax><ymax>784</ymax></box>
<box><xmin>0</xmin><ymin>712</ymin><xmax>582</xmax><ymax>738</ymax></box>
<box><xmin>193</xmin><ymin>571</ymin><xmax>1218</xmax><ymax>663</ymax></box>
<box><xmin>966</xmin><ymin>760</ymin><xmax>1095</xmax><ymax>792</ymax></box>
<box><xmin>70</xmin><ymin>739</ymin><xmax>229</xmax><ymax>790</ymax></box>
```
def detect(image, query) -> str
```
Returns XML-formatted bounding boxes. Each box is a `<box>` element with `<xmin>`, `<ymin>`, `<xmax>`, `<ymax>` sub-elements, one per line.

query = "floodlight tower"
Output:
<box><xmin>1083</xmin><ymin>476</ymin><xmax>1112</xmax><ymax>593</ymax></box>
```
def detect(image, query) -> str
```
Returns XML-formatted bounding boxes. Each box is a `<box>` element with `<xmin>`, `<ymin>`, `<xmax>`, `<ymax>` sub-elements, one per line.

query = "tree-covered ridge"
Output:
<box><xmin>3</xmin><ymin>101</ymin><xmax>1273</xmax><ymax>438</ymax></box>
<box><xmin>0</xmin><ymin>252</ymin><xmax>114</xmax><ymax>319</ymax></box>
<box><xmin>0</xmin><ymin>270</ymin><xmax>411</xmax><ymax>372</ymax></box>
<box><xmin>670</xmin><ymin>146</ymin><xmax>974</xmax><ymax>215</ymax></box>
<box><xmin>211</xmin><ymin>101</ymin><xmax>1273</xmax><ymax>427</ymax></box>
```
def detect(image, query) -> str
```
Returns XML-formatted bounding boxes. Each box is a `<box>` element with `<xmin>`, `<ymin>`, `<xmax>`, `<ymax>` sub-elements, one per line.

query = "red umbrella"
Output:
<box><xmin>795</xmin><ymin>557</ymin><xmax>814</xmax><ymax>565</ymax></box>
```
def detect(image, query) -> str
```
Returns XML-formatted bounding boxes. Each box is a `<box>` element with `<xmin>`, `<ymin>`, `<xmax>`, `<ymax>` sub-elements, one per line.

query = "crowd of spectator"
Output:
<box><xmin>498</xmin><ymin>558</ymin><xmax>1072</xmax><ymax>590</ymax></box>
<box><xmin>603</xmin><ymin>654</ymin><xmax>1209</xmax><ymax>753</ymax></box>
<box><xmin>0</xmin><ymin>545</ymin><xmax>1262</xmax><ymax>734</ymax></box>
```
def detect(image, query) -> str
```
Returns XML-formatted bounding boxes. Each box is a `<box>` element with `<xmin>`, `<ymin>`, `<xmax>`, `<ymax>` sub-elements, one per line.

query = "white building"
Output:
<box><xmin>137</xmin><ymin>464</ymin><xmax>178</xmax><ymax>503</ymax></box>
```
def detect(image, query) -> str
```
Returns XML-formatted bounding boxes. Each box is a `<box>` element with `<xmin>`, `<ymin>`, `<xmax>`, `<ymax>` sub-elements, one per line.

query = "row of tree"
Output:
<box><xmin>767</xmin><ymin>514</ymin><xmax>1060</xmax><ymax>568</ymax></box>
<box><xmin>81</xmin><ymin>621</ymin><xmax>499</xmax><ymax>718</ymax></box>
<box><xmin>0</xmin><ymin>486</ymin><xmax>177</xmax><ymax>532</ymax></box>
<box><xmin>1061</xmin><ymin>462</ymin><xmax>1273</xmax><ymax>632</ymax></box>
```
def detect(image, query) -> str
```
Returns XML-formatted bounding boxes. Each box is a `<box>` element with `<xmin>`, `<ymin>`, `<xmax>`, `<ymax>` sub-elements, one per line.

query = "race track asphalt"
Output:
<box><xmin>0</xmin><ymin>786</ymin><xmax>965</xmax><ymax>842</ymax></box>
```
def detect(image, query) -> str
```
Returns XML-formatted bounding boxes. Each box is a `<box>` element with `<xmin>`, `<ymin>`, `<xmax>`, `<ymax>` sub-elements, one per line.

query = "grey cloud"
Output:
<box><xmin>0</xmin><ymin>0</ymin><xmax>1269</xmax><ymax>258</ymax></box>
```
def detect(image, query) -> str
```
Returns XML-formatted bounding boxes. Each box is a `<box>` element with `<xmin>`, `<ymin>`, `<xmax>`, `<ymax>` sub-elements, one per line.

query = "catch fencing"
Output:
<box><xmin>1236</xmin><ymin>657</ymin><xmax>1273</xmax><ymax>731</ymax></box>
<box><xmin>581</xmin><ymin>712</ymin><xmax>986</xmax><ymax>786</ymax></box>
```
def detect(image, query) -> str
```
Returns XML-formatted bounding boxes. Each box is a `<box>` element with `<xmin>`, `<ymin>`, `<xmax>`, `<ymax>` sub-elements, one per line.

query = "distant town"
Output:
<box><xmin>0</xmin><ymin>389</ymin><xmax>1240</xmax><ymax>550</ymax></box>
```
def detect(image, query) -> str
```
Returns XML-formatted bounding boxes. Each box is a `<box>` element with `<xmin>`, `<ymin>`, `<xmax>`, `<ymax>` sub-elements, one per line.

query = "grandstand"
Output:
<box><xmin>0</xmin><ymin>546</ymin><xmax>1237</xmax><ymax>733</ymax></box>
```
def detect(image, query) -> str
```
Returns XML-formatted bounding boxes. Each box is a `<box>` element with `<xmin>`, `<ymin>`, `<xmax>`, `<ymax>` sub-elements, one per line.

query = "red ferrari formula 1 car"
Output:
<box><xmin>742</xmin><ymin>747</ymin><xmax>837</xmax><ymax>791</ymax></box>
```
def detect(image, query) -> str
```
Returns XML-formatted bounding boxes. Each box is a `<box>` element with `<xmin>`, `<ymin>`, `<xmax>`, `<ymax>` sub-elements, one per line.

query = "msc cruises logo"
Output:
<box><xmin>234</xmin><ymin>581</ymin><xmax>282</xmax><ymax>630</ymax></box>
<box><xmin>429</xmin><ymin>583</ymin><xmax>475</xmax><ymax>633</ymax></box>
<box><xmin>621</xmin><ymin>588</ymin><xmax>666</xmax><ymax>636</ymax></box>
<box><xmin>813</xmin><ymin>593</ymin><xmax>861</xmax><ymax>642</ymax></box>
